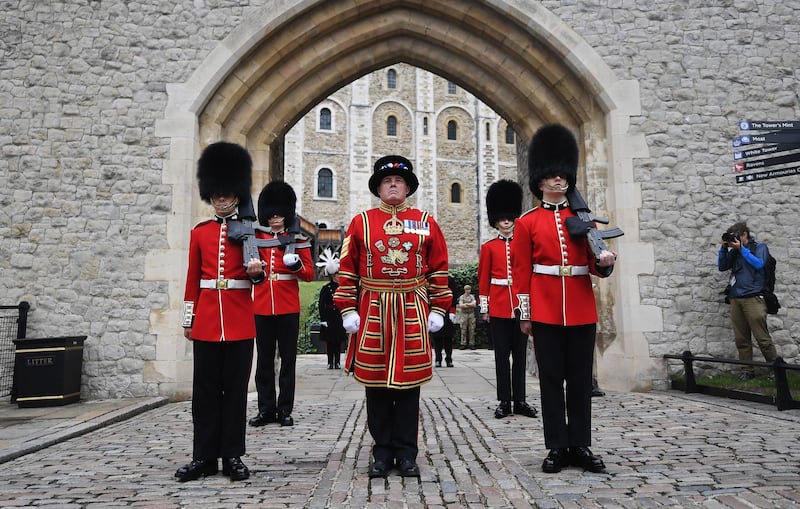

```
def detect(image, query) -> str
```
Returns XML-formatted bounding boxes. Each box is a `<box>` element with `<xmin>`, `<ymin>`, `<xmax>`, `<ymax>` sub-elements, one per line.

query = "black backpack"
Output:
<box><xmin>763</xmin><ymin>250</ymin><xmax>776</xmax><ymax>293</ymax></box>
<box><xmin>761</xmin><ymin>245</ymin><xmax>780</xmax><ymax>314</ymax></box>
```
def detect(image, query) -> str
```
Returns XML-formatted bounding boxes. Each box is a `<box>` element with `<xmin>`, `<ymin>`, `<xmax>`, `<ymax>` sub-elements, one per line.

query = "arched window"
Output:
<box><xmin>387</xmin><ymin>115</ymin><xmax>397</xmax><ymax>136</ymax></box>
<box><xmin>319</xmin><ymin>108</ymin><xmax>331</xmax><ymax>130</ymax></box>
<box><xmin>387</xmin><ymin>69</ymin><xmax>397</xmax><ymax>89</ymax></box>
<box><xmin>447</xmin><ymin>81</ymin><xmax>457</xmax><ymax>94</ymax></box>
<box><xmin>423</xmin><ymin>116</ymin><xmax>428</xmax><ymax>136</ymax></box>
<box><xmin>317</xmin><ymin>168</ymin><xmax>333</xmax><ymax>198</ymax></box>
<box><xmin>485</xmin><ymin>122</ymin><xmax>491</xmax><ymax>141</ymax></box>
<box><xmin>505</xmin><ymin>125</ymin><xmax>515</xmax><ymax>144</ymax></box>
<box><xmin>450</xmin><ymin>183</ymin><xmax>462</xmax><ymax>203</ymax></box>
<box><xmin>447</xmin><ymin>120</ymin><xmax>458</xmax><ymax>140</ymax></box>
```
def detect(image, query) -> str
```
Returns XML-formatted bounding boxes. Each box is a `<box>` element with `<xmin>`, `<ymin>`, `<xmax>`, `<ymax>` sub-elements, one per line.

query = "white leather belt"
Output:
<box><xmin>533</xmin><ymin>264</ymin><xmax>589</xmax><ymax>277</ymax></box>
<box><xmin>490</xmin><ymin>278</ymin><xmax>510</xmax><ymax>286</ymax></box>
<box><xmin>200</xmin><ymin>279</ymin><xmax>252</xmax><ymax>290</ymax></box>
<box><xmin>267</xmin><ymin>273</ymin><xmax>297</xmax><ymax>281</ymax></box>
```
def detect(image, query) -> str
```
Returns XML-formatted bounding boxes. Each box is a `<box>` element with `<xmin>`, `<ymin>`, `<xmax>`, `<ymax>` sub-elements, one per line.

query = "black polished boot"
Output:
<box><xmin>569</xmin><ymin>446</ymin><xmax>606</xmax><ymax>473</ymax></box>
<box><xmin>541</xmin><ymin>448</ymin><xmax>569</xmax><ymax>473</ymax></box>
<box><xmin>175</xmin><ymin>459</ymin><xmax>218</xmax><ymax>482</ymax></box>
<box><xmin>494</xmin><ymin>401</ymin><xmax>512</xmax><ymax>418</ymax></box>
<box><xmin>222</xmin><ymin>457</ymin><xmax>250</xmax><ymax>481</ymax></box>
<box><xmin>278</xmin><ymin>411</ymin><xmax>294</xmax><ymax>427</ymax></box>
<box><xmin>248</xmin><ymin>411</ymin><xmax>277</xmax><ymax>427</ymax></box>
<box><xmin>396</xmin><ymin>458</ymin><xmax>421</xmax><ymax>478</ymax></box>
<box><xmin>368</xmin><ymin>458</ymin><xmax>391</xmax><ymax>478</ymax></box>
<box><xmin>513</xmin><ymin>401</ymin><xmax>538</xmax><ymax>418</ymax></box>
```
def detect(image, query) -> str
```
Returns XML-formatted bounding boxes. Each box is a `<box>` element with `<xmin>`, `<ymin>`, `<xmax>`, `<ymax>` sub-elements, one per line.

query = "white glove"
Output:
<box><xmin>283</xmin><ymin>253</ymin><xmax>300</xmax><ymax>267</ymax></box>
<box><xmin>449</xmin><ymin>313</ymin><xmax>456</xmax><ymax>322</ymax></box>
<box><xmin>342</xmin><ymin>312</ymin><xmax>360</xmax><ymax>333</ymax></box>
<box><xmin>428</xmin><ymin>313</ymin><xmax>444</xmax><ymax>333</ymax></box>
<box><xmin>319</xmin><ymin>321</ymin><xmax>328</xmax><ymax>327</ymax></box>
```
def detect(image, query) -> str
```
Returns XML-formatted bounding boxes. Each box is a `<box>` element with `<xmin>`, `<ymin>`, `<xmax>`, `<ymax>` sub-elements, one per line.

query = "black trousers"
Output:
<box><xmin>192</xmin><ymin>339</ymin><xmax>253</xmax><ymax>460</ymax></box>
<box><xmin>531</xmin><ymin>322</ymin><xmax>595</xmax><ymax>450</ymax></box>
<box><xmin>365</xmin><ymin>386</ymin><xmax>421</xmax><ymax>463</ymax></box>
<box><xmin>254</xmin><ymin>313</ymin><xmax>299</xmax><ymax>417</ymax></box>
<box><xmin>326</xmin><ymin>340</ymin><xmax>341</xmax><ymax>367</ymax></box>
<box><xmin>490</xmin><ymin>317</ymin><xmax>528</xmax><ymax>402</ymax></box>
<box><xmin>322</xmin><ymin>326</ymin><xmax>345</xmax><ymax>367</ymax></box>
<box><xmin>432</xmin><ymin>334</ymin><xmax>453</xmax><ymax>364</ymax></box>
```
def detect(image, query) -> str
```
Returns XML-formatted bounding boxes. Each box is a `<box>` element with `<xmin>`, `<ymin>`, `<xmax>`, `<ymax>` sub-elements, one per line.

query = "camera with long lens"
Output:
<box><xmin>721</xmin><ymin>232</ymin><xmax>739</xmax><ymax>243</ymax></box>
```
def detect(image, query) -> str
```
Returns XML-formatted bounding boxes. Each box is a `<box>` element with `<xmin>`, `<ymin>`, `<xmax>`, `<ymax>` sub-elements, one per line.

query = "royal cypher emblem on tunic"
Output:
<box><xmin>376</xmin><ymin>215</ymin><xmax>430</xmax><ymax>277</ymax></box>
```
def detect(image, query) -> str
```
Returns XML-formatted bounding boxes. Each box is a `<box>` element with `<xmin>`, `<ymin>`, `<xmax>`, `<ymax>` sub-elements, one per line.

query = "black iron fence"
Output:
<box><xmin>664</xmin><ymin>350</ymin><xmax>800</xmax><ymax>411</ymax></box>
<box><xmin>0</xmin><ymin>302</ymin><xmax>30</xmax><ymax>398</ymax></box>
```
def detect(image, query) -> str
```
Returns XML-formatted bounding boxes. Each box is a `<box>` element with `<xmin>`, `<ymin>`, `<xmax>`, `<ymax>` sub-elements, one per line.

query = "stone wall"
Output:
<box><xmin>1</xmin><ymin>0</ymin><xmax>798</xmax><ymax>398</ymax></box>
<box><xmin>540</xmin><ymin>0</ymin><xmax>800</xmax><ymax>365</ymax></box>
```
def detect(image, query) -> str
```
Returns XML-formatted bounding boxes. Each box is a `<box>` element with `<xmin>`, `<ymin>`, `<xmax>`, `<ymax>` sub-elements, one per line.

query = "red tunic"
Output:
<box><xmin>478</xmin><ymin>235</ymin><xmax>516</xmax><ymax>319</ymax></box>
<box><xmin>252</xmin><ymin>231</ymin><xmax>314</xmax><ymax>316</ymax></box>
<box><xmin>510</xmin><ymin>204</ymin><xmax>608</xmax><ymax>326</ymax></box>
<box><xmin>334</xmin><ymin>201</ymin><xmax>451</xmax><ymax>388</ymax></box>
<box><xmin>183</xmin><ymin>218</ymin><xmax>256</xmax><ymax>341</ymax></box>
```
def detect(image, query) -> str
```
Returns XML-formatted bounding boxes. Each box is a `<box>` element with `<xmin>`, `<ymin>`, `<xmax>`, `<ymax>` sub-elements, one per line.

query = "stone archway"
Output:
<box><xmin>148</xmin><ymin>0</ymin><xmax>660</xmax><ymax>398</ymax></box>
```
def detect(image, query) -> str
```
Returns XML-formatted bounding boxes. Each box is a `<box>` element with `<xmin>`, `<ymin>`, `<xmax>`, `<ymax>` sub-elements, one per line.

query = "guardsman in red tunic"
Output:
<box><xmin>334</xmin><ymin>155</ymin><xmax>451</xmax><ymax>479</ymax></box>
<box><xmin>248</xmin><ymin>181</ymin><xmax>314</xmax><ymax>428</ymax></box>
<box><xmin>478</xmin><ymin>179</ymin><xmax>538</xmax><ymax>420</ymax></box>
<box><xmin>176</xmin><ymin>142</ymin><xmax>264</xmax><ymax>483</ymax></box>
<box><xmin>511</xmin><ymin>125</ymin><xmax>616</xmax><ymax>474</ymax></box>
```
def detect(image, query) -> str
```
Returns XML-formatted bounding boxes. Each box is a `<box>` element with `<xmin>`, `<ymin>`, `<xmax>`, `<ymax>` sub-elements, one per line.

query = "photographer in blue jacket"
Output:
<box><xmin>717</xmin><ymin>221</ymin><xmax>777</xmax><ymax>380</ymax></box>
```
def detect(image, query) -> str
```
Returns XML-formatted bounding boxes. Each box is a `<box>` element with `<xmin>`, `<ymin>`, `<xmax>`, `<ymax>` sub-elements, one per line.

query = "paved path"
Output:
<box><xmin>1</xmin><ymin>350</ymin><xmax>799</xmax><ymax>508</ymax></box>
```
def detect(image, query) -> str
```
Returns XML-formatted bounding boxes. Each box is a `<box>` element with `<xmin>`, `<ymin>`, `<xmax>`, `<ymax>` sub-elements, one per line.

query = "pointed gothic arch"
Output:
<box><xmin>150</xmin><ymin>0</ymin><xmax>658</xmax><ymax>397</ymax></box>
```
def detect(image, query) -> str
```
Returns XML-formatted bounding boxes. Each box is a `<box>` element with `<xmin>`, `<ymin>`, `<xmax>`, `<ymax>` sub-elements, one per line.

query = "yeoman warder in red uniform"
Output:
<box><xmin>334</xmin><ymin>155</ymin><xmax>451</xmax><ymax>479</ymax></box>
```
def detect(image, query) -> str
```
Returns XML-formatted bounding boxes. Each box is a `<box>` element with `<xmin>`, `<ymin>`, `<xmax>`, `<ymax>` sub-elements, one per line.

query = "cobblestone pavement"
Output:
<box><xmin>1</xmin><ymin>350</ymin><xmax>799</xmax><ymax>508</ymax></box>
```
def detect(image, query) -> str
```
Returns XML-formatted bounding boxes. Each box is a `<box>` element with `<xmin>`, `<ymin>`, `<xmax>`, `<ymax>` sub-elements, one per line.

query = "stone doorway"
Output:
<box><xmin>149</xmin><ymin>0</ymin><xmax>659</xmax><ymax>398</ymax></box>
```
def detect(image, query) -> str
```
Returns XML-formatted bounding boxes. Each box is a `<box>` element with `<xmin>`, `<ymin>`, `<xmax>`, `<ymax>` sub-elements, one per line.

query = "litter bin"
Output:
<box><xmin>12</xmin><ymin>335</ymin><xmax>87</xmax><ymax>408</ymax></box>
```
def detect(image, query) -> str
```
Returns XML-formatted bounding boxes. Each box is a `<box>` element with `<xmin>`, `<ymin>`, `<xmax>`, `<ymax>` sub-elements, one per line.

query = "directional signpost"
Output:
<box><xmin>733</xmin><ymin>143</ymin><xmax>800</xmax><ymax>161</ymax></box>
<box><xmin>733</xmin><ymin>121</ymin><xmax>800</xmax><ymax>183</ymax></box>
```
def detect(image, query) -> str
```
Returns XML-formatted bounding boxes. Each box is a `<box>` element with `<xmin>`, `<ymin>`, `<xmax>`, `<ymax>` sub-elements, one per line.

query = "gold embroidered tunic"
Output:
<box><xmin>334</xmin><ymin>201</ymin><xmax>451</xmax><ymax>388</ymax></box>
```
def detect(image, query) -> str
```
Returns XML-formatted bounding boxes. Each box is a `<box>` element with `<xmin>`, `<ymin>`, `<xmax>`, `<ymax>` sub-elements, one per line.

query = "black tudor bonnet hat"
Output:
<box><xmin>368</xmin><ymin>155</ymin><xmax>418</xmax><ymax>197</ymax></box>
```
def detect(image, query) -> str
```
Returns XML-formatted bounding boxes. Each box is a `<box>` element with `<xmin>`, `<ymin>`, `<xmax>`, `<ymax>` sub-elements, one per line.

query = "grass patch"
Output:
<box><xmin>299</xmin><ymin>280</ymin><xmax>325</xmax><ymax>326</ymax></box>
<box><xmin>671</xmin><ymin>370</ymin><xmax>800</xmax><ymax>399</ymax></box>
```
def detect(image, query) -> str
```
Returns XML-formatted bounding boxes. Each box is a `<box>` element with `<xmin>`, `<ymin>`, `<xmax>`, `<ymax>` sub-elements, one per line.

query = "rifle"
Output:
<box><xmin>226</xmin><ymin>197</ymin><xmax>306</xmax><ymax>266</ymax></box>
<box><xmin>564</xmin><ymin>188</ymin><xmax>624</xmax><ymax>262</ymax></box>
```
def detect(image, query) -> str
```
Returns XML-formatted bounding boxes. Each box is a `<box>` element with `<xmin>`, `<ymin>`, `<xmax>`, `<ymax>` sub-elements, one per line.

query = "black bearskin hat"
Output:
<box><xmin>368</xmin><ymin>155</ymin><xmax>419</xmax><ymax>197</ymax></box>
<box><xmin>197</xmin><ymin>141</ymin><xmax>252</xmax><ymax>203</ymax></box>
<box><xmin>258</xmin><ymin>180</ymin><xmax>296</xmax><ymax>227</ymax></box>
<box><xmin>527</xmin><ymin>124</ymin><xmax>578</xmax><ymax>200</ymax></box>
<box><xmin>486</xmin><ymin>179</ymin><xmax>523</xmax><ymax>227</ymax></box>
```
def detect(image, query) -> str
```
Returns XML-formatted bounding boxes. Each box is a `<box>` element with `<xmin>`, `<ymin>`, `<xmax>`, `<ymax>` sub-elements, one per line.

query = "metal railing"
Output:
<box><xmin>664</xmin><ymin>350</ymin><xmax>800</xmax><ymax>411</ymax></box>
<box><xmin>0</xmin><ymin>302</ymin><xmax>30</xmax><ymax>398</ymax></box>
